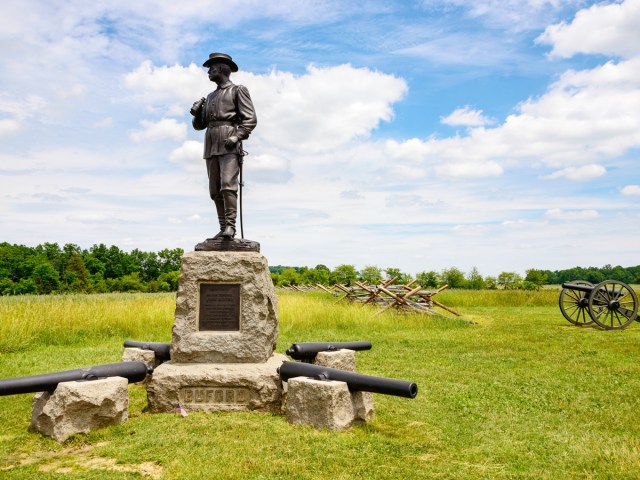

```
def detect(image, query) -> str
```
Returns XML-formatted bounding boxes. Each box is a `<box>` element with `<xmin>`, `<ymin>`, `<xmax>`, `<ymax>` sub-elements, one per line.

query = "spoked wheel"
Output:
<box><xmin>559</xmin><ymin>281</ymin><xmax>595</xmax><ymax>326</ymax></box>
<box><xmin>588</xmin><ymin>280</ymin><xmax>638</xmax><ymax>330</ymax></box>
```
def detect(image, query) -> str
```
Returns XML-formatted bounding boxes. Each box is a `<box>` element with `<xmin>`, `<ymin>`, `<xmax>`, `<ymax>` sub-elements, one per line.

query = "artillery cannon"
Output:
<box><xmin>559</xmin><ymin>280</ymin><xmax>638</xmax><ymax>330</ymax></box>
<box><xmin>123</xmin><ymin>340</ymin><xmax>171</xmax><ymax>363</ymax></box>
<box><xmin>0</xmin><ymin>362</ymin><xmax>151</xmax><ymax>396</ymax></box>
<box><xmin>278</xmin><ymin>361</ymin><xmax>418</xmax><ymax>399</ymax></box>
<box><xmin>285</xmin><ymin>341</ymin><xmax>372</xmax><ymax>362</ymax></box>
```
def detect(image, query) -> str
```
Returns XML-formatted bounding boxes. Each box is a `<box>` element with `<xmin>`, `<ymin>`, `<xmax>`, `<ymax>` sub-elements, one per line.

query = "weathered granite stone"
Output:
<box><xmin>30</xmin><ymin>377</ymin><xmax>128</xmax><ymax>442</ymax></box>
<box><xmin>352</xmin><ymin>391</ymin><xmax>375</xmax><ymax>424</ymax></box>
<box><xmin>122</xmin><ymin>348</ymin><xmax>158</xmax><ymax>372</ymax></box>
<box><xmin>147</xmin><ymin>353</ymin><xmax>287</xmax><ymax>413</ymax></box>
<box><xmin>285</xmin><ymin>378</ymin><xmax>356</xmax><ymax>431</ymax></box>
<box><xmin>314</xmin><ymin>349</ymin><xmax>356</xmax><ymax>371</ymax></box>
<box><xmin>171</xmin><ymin>251</ymin><xmax>278</xmax><ymax>364</ymax></box>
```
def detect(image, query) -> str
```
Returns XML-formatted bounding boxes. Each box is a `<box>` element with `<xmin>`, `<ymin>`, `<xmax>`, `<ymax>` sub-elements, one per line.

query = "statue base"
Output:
<box><xmin>195</xmin><ymin>237</ymin><xmax>260</xmax><ymax>252</ymax></box>
<box><xmin>147</xmin><ymin>354</ymin><xmax>286</xmax><ymax>414</ymax></box>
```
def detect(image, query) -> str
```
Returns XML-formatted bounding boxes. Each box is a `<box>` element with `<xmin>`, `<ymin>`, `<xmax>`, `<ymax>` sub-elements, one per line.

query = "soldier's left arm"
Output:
<box><xmin>234</xmin><ymin>85</ymin><xmax>257</xmax><ymax>141</ymax></box>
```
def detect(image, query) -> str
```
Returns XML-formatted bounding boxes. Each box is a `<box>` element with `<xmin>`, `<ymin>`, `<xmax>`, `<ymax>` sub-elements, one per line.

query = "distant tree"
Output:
<box><xmin>440</xmin><ymin>267</ymin><xmax>466</xmax><ymax>288</ymax></box>
<box><xmin>64</xmin><ymin>253</ymin><xmax>91</xmax><ymax>292</ymax></box>
<box><xmin>485</xmin><ymin>276</ymin><xmax>498</xmax><ymax>289</ymax></box>
<box><xmin>279</xmin><ymin>268</ymin><xmax>301</xmax><ymax>286</ymax></box>
<box><xmin>497</xmin><ymin>271</ymin><xmax>522</xmax><ymax>289</ymax></box>
<box><xmin>158</xmin><ymin>271</ymin><xmax>180</xmax><ymax>291</ymax></box>
<box><xmin>359</xmin><ymin>265</ymin><xmax>382</xmax><ymax>285</ymax></box>
<box><xmin>384</xmin><ymin>267</ymin><xmax>413</xmax><ymax>285</ymax></box>
<box><xmin>466</xmin><ymin>266</ymin><xmax>486</xmax><ymax>290</ymax></box>
<box><xmin>330</xmin><ymin>264</ymin><xmax>358</xmax><ymax>286</ymax></box>
<box><xmin>416</xmin><ymin>270</ymin><xmax>439</xmax><ymax>288</ymax></box>
<box><xmin>32</xmin><ymin>261</ymin><xmax>60</xmax><ymax>294</ymax></box>
<box><xmin>524</xmin><ymin>269</ymin><xmax>548</xmax><ymax>286</ymax></box>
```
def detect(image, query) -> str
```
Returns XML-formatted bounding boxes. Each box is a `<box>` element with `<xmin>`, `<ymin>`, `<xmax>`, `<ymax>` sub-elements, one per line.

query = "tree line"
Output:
<box><xmin>0</xmin><ymin>242</ymin><xmax>183</xmax><ymax>295</ymax></box>
<box><xmin>1</xmin><ymin>242</ymin><xmax>638</xmax><ymax>295</ymax></box>
<box><xmin>270</xmin><ymin>264</ymin><xmax>640</xmax><ymax>290</ymax></box>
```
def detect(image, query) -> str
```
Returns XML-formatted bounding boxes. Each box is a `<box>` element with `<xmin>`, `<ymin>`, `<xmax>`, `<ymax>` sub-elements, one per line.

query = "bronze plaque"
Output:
<box><xmin>198</xmin><ymin>283</ymin><xmax>240</xmax><ymax>331</ymax></box>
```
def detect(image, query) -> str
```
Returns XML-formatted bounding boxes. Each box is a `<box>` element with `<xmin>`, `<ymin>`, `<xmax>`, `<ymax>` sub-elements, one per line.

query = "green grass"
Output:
<box><xmin>1</xmin><ymin>290</ymin><xmax>640</xmax><ymax>479</ymax></box>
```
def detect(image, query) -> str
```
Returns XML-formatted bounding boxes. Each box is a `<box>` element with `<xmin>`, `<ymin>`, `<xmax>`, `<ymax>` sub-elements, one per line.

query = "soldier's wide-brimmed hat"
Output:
<box><xmin>203</xmin><ymin>52</ymin><xmax>238</xmax><ymax>72</ymax></box>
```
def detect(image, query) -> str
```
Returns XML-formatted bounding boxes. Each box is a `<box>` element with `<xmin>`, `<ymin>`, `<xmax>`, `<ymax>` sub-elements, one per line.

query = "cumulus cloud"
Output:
<box><xmin>125</xmin><ymin>62</ymin><xmax>408</xmax><ymax>154</ymax></box>
<box><xmin>130</xmin><ymin>118</ymin><xmax>187</xmax><ymax>142</ymax></box>
<box><xmin>537</xmin><ymin>0</ymin><xmax>640</xmax><ymax>59</ymax></box>
<box><xmin>621</xmin><ymin>185</ymin><xmax>640</xmax><ymax>196</ymax></box>
<box><xmin>441</xmin><ymin>106</ymin><xmax>494</xmax><ymax>127</ymax></box>
<box><xmin>544</xmin><ymin>164</ymin><xmax>606</xmax><ymax>181</ymax></box>
<box><xmin>169</xmin><ymin>140</ymin><xmax>204</xmax><ymax>171</ymax></box>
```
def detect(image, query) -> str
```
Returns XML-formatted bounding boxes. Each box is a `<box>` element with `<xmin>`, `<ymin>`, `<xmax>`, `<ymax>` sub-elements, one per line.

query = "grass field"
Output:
<box><xmin>1</xmin><ymin>289</ymin><xmax>639</xmax><ymax>479</ymax></box>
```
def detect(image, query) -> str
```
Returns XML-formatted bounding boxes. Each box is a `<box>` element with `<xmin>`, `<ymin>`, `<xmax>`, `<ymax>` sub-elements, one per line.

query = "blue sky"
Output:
<box><xmin>1</xmin><ymin>0</ymin><xmax>639</xmax><ymax>276</ymax></box>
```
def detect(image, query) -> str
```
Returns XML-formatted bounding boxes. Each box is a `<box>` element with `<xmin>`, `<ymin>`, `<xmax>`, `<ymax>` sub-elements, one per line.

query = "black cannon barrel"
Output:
<box><xmin>124</xmin><ymin>340</ymin><xmax>171</xmax><ymax>362</ymax></box>
<box><xmin>278</xmin><ymin>361</ymin><xmax>418</xmax><ymax>399</ymax></box>
<box><xmin>285</xmin><ymin>341</ymin><xmax>372</xmax><ymax>360</ymax></box>
<box><xmin>0</xmin><ymin>362</ymin><xmax>151</xmax><ymax>397</ymax></box>
<box><xmin>561</xmin><ymin>282</ymin><xmax>594</xmax><ymax>293</ymax></box>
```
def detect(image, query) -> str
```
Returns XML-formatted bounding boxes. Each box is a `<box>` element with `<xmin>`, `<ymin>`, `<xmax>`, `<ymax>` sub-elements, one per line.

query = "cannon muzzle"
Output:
<box><xmin>0</xmin><ymin>362</ymin><xmax>151</xmax><ymax>396</ymax></box>
<box><xmin>278</xmin><ymin>361</ymin><xmax>417</xmax><ymax>399</ymax></box>
<box><xmin>124</xmin><ymin>340</ymin><xmax>171</xmax><ymax>362</ymax></box>
<box><xmin>285</xmin><ymin>341</ymin><xmax>372</xmax><ymax>361</ymax></box>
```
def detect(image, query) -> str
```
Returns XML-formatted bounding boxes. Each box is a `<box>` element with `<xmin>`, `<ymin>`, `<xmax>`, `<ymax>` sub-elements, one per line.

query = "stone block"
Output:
<box><xmin>314</xmin><ymin>349</ymin><xmax>356</xmax><ymax>371</ymax></box>
<box><xmin>171</xmin><ymin>251</ymin><xmax>278</xmax><ymax>364</ymax></box>
<box><xmin>30</xmin><ymin>377</ymin><xmax>128</xmax><ymax>442</ymax></box>
<box><xmin>122</xmin><ymin>347</ymin><xmax>158</xmax><ymax>372</ymax></box>
<box><xmin>147</xmin><ymin>354</ymin><xmax>287</xmax><ymax>414</ymax></box>
<box><xmin>285</xmin><ymin>377</ymin><xmax>375</xmax><ymax>431</ymax></box>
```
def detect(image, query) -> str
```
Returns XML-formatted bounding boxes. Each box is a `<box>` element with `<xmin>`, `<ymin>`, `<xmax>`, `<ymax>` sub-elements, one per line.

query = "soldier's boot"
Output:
<box><xmin>208</xmin><ymin>197</ymin><xmax>226</xmax><ymax>240</ymax></box>
<box><xmin>221</xmin><ymin>190</ymin><xmax>237</xmax><ymax>238</ymax></box>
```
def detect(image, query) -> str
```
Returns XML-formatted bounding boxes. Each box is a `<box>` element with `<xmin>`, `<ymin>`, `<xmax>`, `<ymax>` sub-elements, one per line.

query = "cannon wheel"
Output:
<box><xmin>559</xmin><ymin>281</ymin><xmax>595</xmax><ymax>326</ymax></box>
<box><xmin>588</xmin><ymin>280</ymin><xmax>638</xmax><ymax>330</ymax></box>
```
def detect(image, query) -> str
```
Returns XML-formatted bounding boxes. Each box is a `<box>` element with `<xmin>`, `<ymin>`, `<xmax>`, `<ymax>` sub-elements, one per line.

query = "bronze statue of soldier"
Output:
<box><xmin>191</xmin><ymin>52</ymin><xmax>257</xmax><ymax>240</ymax></box>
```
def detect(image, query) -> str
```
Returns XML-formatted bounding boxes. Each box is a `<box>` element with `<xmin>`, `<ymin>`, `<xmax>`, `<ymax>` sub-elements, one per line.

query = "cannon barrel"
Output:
<box><xmin>124</xmin><ymin>340</ymin><xmax>171</xmax><ymax>362</ymax></box>
<box><xmin>561</xmin><ymin>282</ymin><xmax>595</xmax><ymax>293</ymax></box>
<box><xmin>0</xmin><ymin>362</ymin><xmax>151</xmax><ymax>397</ymax></box>
<box><xmin>278</xmin><ymin>361</ymin><xmax>418</xmax><ymax>399</ymax></box>
<box><xmin>285</xmin><ymin>341</ymin><xmax>372</xmax><ymax>361</ymax></box>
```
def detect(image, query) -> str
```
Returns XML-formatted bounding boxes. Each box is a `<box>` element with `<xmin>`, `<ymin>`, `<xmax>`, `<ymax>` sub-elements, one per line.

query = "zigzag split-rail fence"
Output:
<box><xmin>280</xmin><ymin>278</ymin><xmax>461</xmax><ymax>317</ymax></box>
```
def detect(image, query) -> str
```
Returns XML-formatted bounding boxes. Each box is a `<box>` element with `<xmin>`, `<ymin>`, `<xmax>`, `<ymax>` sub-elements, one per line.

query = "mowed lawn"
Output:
<box><xmin>1</xmin><ymin>289</ymin><xmax>639</xmax><ymax>479</ymax></box>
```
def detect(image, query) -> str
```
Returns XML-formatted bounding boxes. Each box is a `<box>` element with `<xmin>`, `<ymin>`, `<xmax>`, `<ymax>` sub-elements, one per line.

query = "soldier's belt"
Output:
<box><xmin>208</xmin><ymin>121</ymin><xmax>236</xmax><ymax>127</ymax></box>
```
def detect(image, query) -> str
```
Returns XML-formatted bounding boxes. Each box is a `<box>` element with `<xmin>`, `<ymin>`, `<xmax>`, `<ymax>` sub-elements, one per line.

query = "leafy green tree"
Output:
<box><xmin>485</xmin><ymin>276</ymin><xmax>498</xmax><ymax>289</ymax></box>
<box><xmin>158</xmin><ymin>271</ymin><xmax>180</xmax><ymax>291</ymax></box>
<box><xmin>466</xmin><ymin>266</ymin><xmax>486</xmax><ymax>290</ymax></box>
<box><xmin>279</xmin><ymin>268</ymin><xmax>301</xmax><ymax>286</ymax></box>
<box><xmin>330</xmin><ymin>264</ymin><xmax>358</xmax><ymax>286</ymax></box>
<box><xmin>359</xmin><ymin>265</ymin><xmax>382</xmax><ymax>285</ymax></box>
<box><xmin>64</xmin><ymin>253</ymin><xmax>91</xmax><ymax>292</ymax></box>
<box><xmin>416</xmin><ymin>270</ymin><xmax>439</xmax><ymax>288</ymax></box>
<box><xmin>524</xmin><ymin>269</ymin><xmax>548</xmax><ymax>286</ymax></box>
<box><xmin>32</xmin><ymin>261</ymin><xmax>60</xmax><ymax>294</ymax></box>
<box><xmin>440</xmin><ymin>267</ymin><xmax>467</xmax><ymax>288</ymax></box>
<box><xmin>301</xmin><ymin>267</ymin><xmax>330</xmax><ymax>285</ymax></box>
<box><xmin>497</xmin><ymin>271</ymin><xmax>523</xmax><ymax>289</ymax></box>
<box><xmin>384</xmin><ymin>267</ymin><xmax>413</xmax><ymax>285</ymax></box>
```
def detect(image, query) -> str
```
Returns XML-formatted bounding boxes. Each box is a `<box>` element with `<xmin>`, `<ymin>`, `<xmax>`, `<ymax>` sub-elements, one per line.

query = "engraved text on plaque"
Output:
<box><xmin>198</xmin><ymin>283</ymin><xmax>240</xmax><ymax>331</ymax></box>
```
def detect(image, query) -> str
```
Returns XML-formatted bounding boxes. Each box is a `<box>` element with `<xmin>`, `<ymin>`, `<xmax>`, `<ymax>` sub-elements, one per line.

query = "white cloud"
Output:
<box><xmin>621</xmin><ymin>185</ymin><xmax>640</xmax><ymax>196</ymax></box>
<box><xmin>544</xmin><ymin>164</ymin><xmax>606</xmax><ymax>181</ymax></box>
<box><xmin>537</xmin><ymin>0</ymin><xmax>640</xmax><ymax>59</ymax></box>
<box><xmin>244</xmin><ymin>154</ymin><xmax>293</xmax><ymax>184</ymax></box>
<box><xmin>441</xmin><ymin>106</ymin><xmax>494</xmax><ymax>127</ymax></box>
<box><xmin>435</xmin><ymin>160</ymin><xmax>504</xmax><ymax>179</ymax></box>
<box><xmin>169</xmin><ymin>140</ymin><xmax>204</xmax><ymax>171</ymax></box>
<box><xmin>545</xmin><ymin>208</ymin><xmax>599</xmax><ymax>220</ymax></box>
<box><xmin>0</xmin><ymin>118</ymin><xmax>21</xmax><ymax>135</ymax></box>
<box><xmin>130</xmin><ymin>118</ymin><xmax>187</xmax><ymax>142</ymax></box>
